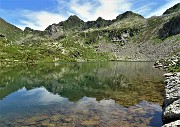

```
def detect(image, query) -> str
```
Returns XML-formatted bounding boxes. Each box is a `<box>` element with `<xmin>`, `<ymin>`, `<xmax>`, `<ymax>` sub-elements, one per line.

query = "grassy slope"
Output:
<box><xmin>0</xmin><ymin>35</ymin><xmax>110</xmax><ymax>64</ymax></box>
<box><xmin>0</xmin><ymin>10</ymin><xmax>179</xmax><ymax>64</ymax></box>
<box><xmin>0</xmin><ymin>18</ymin><xmax>24</xmax><ymax>41</ymax></box>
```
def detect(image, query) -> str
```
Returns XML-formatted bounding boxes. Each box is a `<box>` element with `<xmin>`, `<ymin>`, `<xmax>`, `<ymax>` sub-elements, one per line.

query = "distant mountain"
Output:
<box><xmin>0</xmin><ymin>3</ymin><xmax>179</xmax><ymax>64</ymax></box>
<box><xmin>163</xmin><ymin>3</ymin><xmax>180</xmax><ymax>15</ymax></box>
<box><xmin>44</xmin><ymin>11</ymin><xmax>144</xmax><ymax>39</ymax></box>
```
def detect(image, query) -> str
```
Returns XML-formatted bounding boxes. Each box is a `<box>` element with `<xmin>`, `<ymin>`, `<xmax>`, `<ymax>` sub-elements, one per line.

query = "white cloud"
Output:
<box><xmin>94</xmin><ymin>0</ymin><xmax>131</xmax><ymax>20</ymax></box>
<box><xmin>70</xmin><ymin>0</ymin><xmax>94</xmax><ymax>20</ymax></box>
<box><xmin>17</xmin><ymin>10</ymin><xmax>66</xmax><ymax>30</ymax></box>
<box><xmin>146</xmin><ymin>0</ymin><xmax>180</xmax><ymax>18</ymax></box>
<box><xmin>2</xmin><ymin>0</ymin><xmax>180</xmax><ymax>30</ymax></box>
<box><xmin>67</xmin><ymin>0</ymin><xmax>132</xmax><ymax>21</ymax></box>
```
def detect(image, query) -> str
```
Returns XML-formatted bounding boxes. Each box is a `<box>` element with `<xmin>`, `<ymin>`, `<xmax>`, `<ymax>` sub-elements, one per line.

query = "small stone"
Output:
<box><xmin>16</xmin><ymin>119</ymin><xmax>25</xmax><ymax>123</ymax></box>
<box><xmin>174</xmin><ymin>72</ymin><xmax>180</xmax><ymax>77</ymax></box>
<box><xmin>41</xmin><ymin>119</ymin><xmax>51</xmax><ymax>126</ymax></box>
<box><xmin>64</xmin><ymin>117</ymin><xmax>72</xmax><ymax>122</ymax></box>
<box><xmin>164</xmin><ymin>73</ymin><xmax>173</xmax><ymax>77</ymax></box>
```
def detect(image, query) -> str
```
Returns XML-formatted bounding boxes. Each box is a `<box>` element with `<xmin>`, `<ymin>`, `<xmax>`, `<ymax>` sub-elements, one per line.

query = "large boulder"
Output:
<box><xmin>163</xmin><ymin>99</ymin><xmax>180</xmax><ymax>123</ymax></box>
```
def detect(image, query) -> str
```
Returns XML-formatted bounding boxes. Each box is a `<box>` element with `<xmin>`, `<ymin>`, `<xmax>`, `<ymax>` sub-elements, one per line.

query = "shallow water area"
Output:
<box><xmin>0</xmin><ymin>62</ymin><xmax>165</xmax><ymax>127</ymax></box>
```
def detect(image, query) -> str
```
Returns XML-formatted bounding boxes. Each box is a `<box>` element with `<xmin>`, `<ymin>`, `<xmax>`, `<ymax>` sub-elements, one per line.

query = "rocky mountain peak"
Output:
<box><xmin>24</xmin><ymin>27</ymin><xmax>35</xmax><ymax>33</ymax></box>
<box><xmin>96</xmin><ymin>17</ymin><xmax>104</xmax><ymax>21</ymax></box>
<box><xmin>66</xmin><ymin>15</ymin><xmax>84</xmax><ymax>23</ymax></box>
<box><xmin>116</xmin><ymin>11</ymin><xmax>144</xmax><ymax>20</ymax></box>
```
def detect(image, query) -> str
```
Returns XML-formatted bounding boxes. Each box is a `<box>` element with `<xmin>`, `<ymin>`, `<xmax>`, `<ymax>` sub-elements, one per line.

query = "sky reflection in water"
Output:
<box><xmin>0</xmin><ymin>62</ymin><xmax>164</xmax><ymax>127</ymax></box>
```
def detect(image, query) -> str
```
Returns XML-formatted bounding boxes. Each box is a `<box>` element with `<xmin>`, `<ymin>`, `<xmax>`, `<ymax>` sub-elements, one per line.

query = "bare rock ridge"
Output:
<box><xmin>159</xmin><ymin>15</ymin><xmax>180</xmax><ymax>39</ymax></box>
<box><xmin>43</xmin><ymin>11</ymin><xmax>144</xmax><ymax>38</ymax></box>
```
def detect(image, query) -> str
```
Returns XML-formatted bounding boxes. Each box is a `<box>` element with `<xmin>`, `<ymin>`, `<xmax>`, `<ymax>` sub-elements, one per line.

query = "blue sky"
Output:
<box><xmin>0</xmin><ymin>0</ymin><xmax>180</xmax><ymax>30</ymax></box>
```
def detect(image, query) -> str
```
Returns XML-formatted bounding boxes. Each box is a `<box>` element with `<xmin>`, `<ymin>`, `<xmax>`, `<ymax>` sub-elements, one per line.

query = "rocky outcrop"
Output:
<box><xmin>24</xmin><ymin>27</ymin><xmax>47</xmax><ymax>36</ymax></box>
<box><xmin>162</xmin><ymin>72</ymin><xmax>180</xmax><ymax>126</ymax></box>
<box><xmin>44</xmin><ymin>15</ymin><xmax>84</xmax><ymax>39</ymax></box>
<box><xmin>108</xmin><ymin>28</ymin><xmax>140</xmax><ymax>43</ymax></box>
<box><xmin>84</xmin><ymin>17</ymin><xmax>111</xmax><ymax>29</ymax></box>
<box><xmin>159</xmin><ymin>15</ymin><xmax>180</xmax><ymax>39</ymax></box>
<box><xmin>60</xmin><ymin>15</ymin><xmax>85</xmax><ymax>31</ymax></box>
<box><xmin>0</xmin><ymin>33</ymin><xmax>6</xmax><ymax>38</ymax></box>
<box><xmin>155</xmin><ymin>53</ymin><xmax>180</xmax><ymax>126</ymax></box>
<box><xmin>45</xmin><ymin>24</ymin><xmax>65</xmax><ymax>39</ymax></box>
<box><xmin>154</xmin><ymin>53</ymin><xmax>180</xmax><ymax>70</ymax></box>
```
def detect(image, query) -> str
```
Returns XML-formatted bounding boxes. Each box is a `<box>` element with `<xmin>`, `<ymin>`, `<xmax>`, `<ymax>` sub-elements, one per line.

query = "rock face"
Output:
<box><xmin>159</xmin><ymin>15</ymin><xmax>180</xmax><ymax>39</ymax></box>
<box><xmin>162</xmin><ymin>72</ymin><xmax>180</xmax><ymax>126</ymax></box>
<box><xmin>24</xmin><ymin>27</ymin><xmax>47</xmax><ymax>36</ymax></box>
<box><xmin>154</xmin><ymin>53</ymin><xmax>180</xmax><ymax>70</ymax></box>
<box><xmin>45</xmin><ymin>24</ymin><xmax>65</xmax><ymax>39</ymax></box>
<box><xmin>84</xmin><ymin>17</ymin><xmax>111</xmax><ymax>29</ymax></box>
<box><xmin>61</xmin><ymin>15</ymin><xmax>85</xmax><ymax>31</ymax></box>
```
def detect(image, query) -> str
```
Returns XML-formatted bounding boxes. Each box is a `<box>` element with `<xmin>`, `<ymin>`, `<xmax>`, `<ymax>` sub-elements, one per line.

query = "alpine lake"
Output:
<box><xmin>0</xmin><ymin>62</ymin><xmax>165</xmax><ymax>127</ymax></box>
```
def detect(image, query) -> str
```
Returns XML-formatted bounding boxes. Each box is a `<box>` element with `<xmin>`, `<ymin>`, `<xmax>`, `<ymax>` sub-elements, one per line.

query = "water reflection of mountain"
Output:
<box><xmin>0</xmin><ymin>62</ymin><xmax>164</xmax><ymax>107</ymax></box>
<box><xmin>0</xmin><ymin>87</ymin><xmax>163</xmax><ymax>127</ymax></box>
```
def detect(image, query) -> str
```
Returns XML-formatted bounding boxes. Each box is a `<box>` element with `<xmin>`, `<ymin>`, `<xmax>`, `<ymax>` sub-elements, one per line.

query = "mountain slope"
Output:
<box><xmin>163</xmin><ymin>3</ymin><xmax>180</xmax><ymax>15</ymax></box>
<box><xmin>0</xmin><ymin>18</ymin><xmax>24</xmax><ymax>41</ymax></box>
<box><xmin>0</xmin><ymin>4</ymin><xmax>180</xmax><ymax>64</ymax></box>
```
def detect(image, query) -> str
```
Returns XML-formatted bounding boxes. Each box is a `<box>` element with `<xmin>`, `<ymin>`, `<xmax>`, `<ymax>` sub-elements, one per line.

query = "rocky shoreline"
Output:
<box><xmin>162</xmin><ymin>72</ymin><xmax>180</xmax><ymax>127</ymax></box>
<box><xmin>154</xmin><ymin>53</ymin><xmax>180</xmax><ymax>127</ymax></box>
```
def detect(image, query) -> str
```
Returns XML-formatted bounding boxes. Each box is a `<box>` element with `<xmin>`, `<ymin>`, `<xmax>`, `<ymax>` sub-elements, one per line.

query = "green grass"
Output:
<box><xmin>169</xmin><ymin>66</ymin><xmax>180</xmax><ymax>72</ymax></box>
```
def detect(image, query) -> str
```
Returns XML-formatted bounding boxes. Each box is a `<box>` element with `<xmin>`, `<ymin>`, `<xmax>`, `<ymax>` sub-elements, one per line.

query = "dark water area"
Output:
<box><xmin>0</xmin><ymin>62</ymin><xmax>165</xmax><ymax>127</ymax></box>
